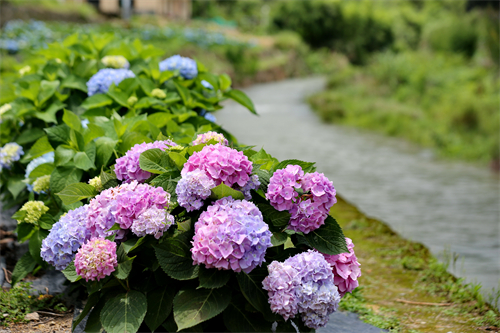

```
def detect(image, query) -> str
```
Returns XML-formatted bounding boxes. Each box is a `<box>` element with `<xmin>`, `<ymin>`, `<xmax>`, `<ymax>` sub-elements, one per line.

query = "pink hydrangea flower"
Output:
<box><xmin>192</xmin><ymin>131</ymin><xmax>228</xmax><ymax>146</ymax></box>
<box><xmin>74</xmin><ymin>238</ymin><xmax>118</xmax><ymax>281</ymax></box>
<box><xmin>181</xmin><ymin>143</ymin><xmax>252</xmax><ymax>187</ymax></box>
<box><xmin>266</xmin><ymin>165</ymin><xmax>304</xmax><ymax>211</ymax></box>
<box><xmin>115</xmin><ymin>140</ymin><xmax>177</xmax><ymax>183</ymax></box>
<box><xmin>130</xmin><ymin>207</ymin><xmax>174</xmax><ymax>239</ymax></box>
<box><xmin>191</xmin><ymin>197</ymin><xmax>272</xmax><ymax>273</ymax></box>
<box><xmin>322</xmin><ymin>237</ymin><xmax>361</xmax><ymax>297</ymax></box>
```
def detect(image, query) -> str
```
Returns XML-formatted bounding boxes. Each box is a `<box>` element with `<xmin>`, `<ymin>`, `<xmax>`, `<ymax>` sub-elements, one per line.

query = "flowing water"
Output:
<box><xmin>217</xmin><ymin>77</ymin><xmax>500</xmax><ymax>298</ymax></box>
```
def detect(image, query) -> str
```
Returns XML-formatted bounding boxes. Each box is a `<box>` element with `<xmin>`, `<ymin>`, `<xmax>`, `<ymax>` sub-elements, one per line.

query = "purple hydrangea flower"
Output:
<box><xmin>130</xmin><ymin>207</ymin><xmax>174</xmax><ymax>239</ymax></box>
<box><xmin>0</xmin><ymin>142</ymin><xmax>24</xmax><ymax>171</ymax></box>
<box><xmin>176</xmin><ymin>169</ymin><xmax>216</xmax><ymax>211</ymax></box>
<box><xmin>235</xmin><ymin>174</ymin><xmax>260</xmax><ymax>200</ymax></box>
<box><xmin>86</xmin><ymin>68</ymin><xmax>135</xmax><ymax>96</ymax></box>
<box><xmin>159</xmin><ymin>55</ymin><xmax>198</xmax><ymax>79</ymax></box>
<box><xmin>322</xmin><ymin>238</ymin><xmax>361</xmax><ymax>298</ymax></box>
<box><xmin>114</xmin><ymin>140</ymin><xmax>177</xmax><ymax>183</ymax></box>
<box><xmin>191</xmin><ymin>197</ymin><xmax>272</xmax><ymax>273</ymax></box>
<box><xmin>263</xmin><ymin>250</ymin><xmax>341</xmax><ymax>329</ymax></box>
<box><xmin>192</xmin><ymin>132</ymin><xmax>228</xmax><ymax>146</ymax></box>
<box><xmin>181</xmin><ymin>143</ymin><xmax>252</xmax><ymax>188</ymax></box>
<box><xmin>41</xmin><ymin>205</ymin><xmax>92</xmax><ymax>270</ymax></box>
<box><xmin>266</xmin><ymin>166</ymin><xmax>337</xmax><ymax>234</ymax></box>
<box><xmin>75</xmin><ymin>238</ymin><xmax>117</xmax><ymax>281</ymax></box>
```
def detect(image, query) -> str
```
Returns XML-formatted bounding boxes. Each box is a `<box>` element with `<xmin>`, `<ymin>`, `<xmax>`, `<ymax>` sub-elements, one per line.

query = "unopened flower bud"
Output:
<box><xmin>151</xmin><ymin>88</ymin><xmax>166</xmax><ymax>99</ymax></box>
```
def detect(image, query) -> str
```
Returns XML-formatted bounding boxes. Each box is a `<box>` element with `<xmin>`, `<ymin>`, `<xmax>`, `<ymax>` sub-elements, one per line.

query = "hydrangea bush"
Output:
<box><xmin>2</xmin><ymin>32</ymin><xmax>361</xmax><ymax>333</ymax></box>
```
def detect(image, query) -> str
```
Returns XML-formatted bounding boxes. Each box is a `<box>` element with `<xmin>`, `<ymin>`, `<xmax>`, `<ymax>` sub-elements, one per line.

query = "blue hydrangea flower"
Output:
<box><xmin>86</xmin><ymin>68</ymin><xmax>135</xmax><ymax>96</ymax></box>
<box><xmin>201</xmin><ymin>80</ymin><xmax>213</xmax><ymax>90</ymax></box>
<box><xmin>0</xmin><ymin>143</ymin><xmax>24</xmax><ymax>171</ymax></box>
<box><xmin>40</xmin><ymin>205</ymin><xmax>92</xmax><ymax>270</ymax></box>
<box><xmin>81</xmin><ymin>119</ymin><xmax>89</xmax><ymax>129</ymax></box>
<box><xmin>25</xmin><ymin>152</ymin><xmax>54</xmax><ymax>192</ymax></box>
<box><xmin>159</xmin><ymin>55</ymin><xmax>198</xmax><ymax>80</ymax></box>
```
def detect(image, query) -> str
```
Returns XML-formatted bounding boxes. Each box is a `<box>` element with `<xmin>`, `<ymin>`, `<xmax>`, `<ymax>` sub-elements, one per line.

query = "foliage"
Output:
<box><xmin>0</xmin><ymin>282</ymin><xmax>68</xmax><ymax>327</ymax></box>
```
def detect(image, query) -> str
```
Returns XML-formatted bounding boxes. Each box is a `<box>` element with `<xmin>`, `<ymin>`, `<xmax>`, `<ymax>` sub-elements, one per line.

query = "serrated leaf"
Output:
<box><xmin>45</xmin><ymin>125</ymin><xmax>70</xmax><ymax>146</ymax></box>
<box><xmin>96</xmin><ymin>137</ymin><xmax>118</xmax><ymax>168</ymax></box>
<box><xmin>198</xmin><ymin>265</ymin><xmax>231</xmax><ymax>289</ymax></box>
<box><xmin>11</xmin><ymin>252</ymin><xmax>36</xmax><ymax>286</ymax></box>
<box><xmin>29</xmin><ymin>163</ymin><xmax>55</xmax><ymax>178</ymax></box>
<box><xmin>39</xmin><ymin>214</ymin><xmax>55</xmax><ymax>230</ymax></box>
<box><xmin>168</xmin><ymin>151</ymin><xmax>187</xmax><ymax>170</ymax></box>
<box><xmin>63</xmin><ymin>109</ymin><xmax>83</xmax><ymax>132</ymax></box>
<box><xmin>62</xmin><ymin>260</ymin><xmax>82</xmax><ymax>282</ymax></box>
<box><xmin>27</xmin><ymin>136</ymin><xmax>54</xmax><ymax>160</ymax></box>
<box><xmin>121</xmin><ymin>237</ymin><xmax>146</xmax><ymax>254</ymax></box>
<box><xmin>270</xmin><ymin>232</ymin><xmax>288</xmax><ymax>247</ymax></box>
<box><xmin>100</xmin><ymin>291</ymin><xmax>147</xmax><ymax>333</ymax></box>
<box><xmin>154</xmin><ymin>231</ymin><xmax>199</xmax><ymax>280</ymax></box>
<box><xmin>34</xmin><ymin>100</ymin><xmax>65</xmax><ymax>124</ymax></box>
<box><xmin>107</xmin><ymin>84</ymin><xmax>129</xmax><ymax>108</ymax></box>
<box><xmin>114</xmin><ymin>258</ymin><xmax>134</xmax><ymax>280</ymax></box>
<box><xmin>225</xmin><ymin>89</ymin><xmax>257</xmax><ymax>115</ymax></box>
<box><xmin>210</xmin><ymin>183</ymin><xmax>245</xmax><ymax>200</ymax></box>
<box><xmin>273</xmin><ymin>159</ymin><xmax>316</xmax><ymax>174</ymax></box>
<box><xmin>145</xmin><ymin>285</ymin><xmax>176</xmax><ymax>332</ymax></box>
<box><xmin>82</xmin><ymin>94</ymin><xmax>113</xmax><ymax>110</ymax></box>
<box><xmin>12</xmin><ymin>210</ymin><xmax>27</xmax><ymax>222</ymax></box>
<box><xmin>61</xmin><ymin>74</ymin><xmax>88</xmax><ymax>92</ymax></box>
<box><xmin>173</xmin><ymin>287</ymin><xmax>231</xmax><ymax>331</ymax></box>
<box><xmin>56</xmin><ymin>182</ymin><xmax>96</xmax><ymax>205</ymax></box>
<box><xmin>74</xmin><ymin>151</ymin><xmax>96</xmax><ymax>171</ymax></box>
<box><xmin>139</xmin><ymin>148</ymin><xmax>171</xmax><ymax>174</ymax></box>
<box><xmin>302</xmin><ymin>215</ymin><xmax>348</xmax><ymax>255</ymax></box>
<box><xmin>50</xmin><ymin>167</ymin><xmax>83</xmax><ymax>194</ymax></box>
<box><xmin>256</xmin><ymin>203</ymin><xmax>291</xmax><ymax>229</ymax></box>
<box><xmin>54</xmin><ymin>146</ymin><xmax>75</xmax><ymax>166</ymax></box>
<box><xmin>7</xmin><ymin>177</ymin><xmax>26</xmax><ymax>200</ymax></box>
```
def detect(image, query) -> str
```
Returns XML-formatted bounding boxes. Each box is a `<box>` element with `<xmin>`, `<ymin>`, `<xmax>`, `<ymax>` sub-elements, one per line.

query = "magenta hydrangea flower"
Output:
<box><xmin>263</xmin><ymin>250</ymin><xmax>341</xmax><ymax>329</ymax></box>
<box><xmin>191</xmin><ymin>197</ymin><xmax>272</xmax><ymax>273</ymax></box>
<box><xmin>130</xmin><ymin>207</ymin><xmax>174</xmax><ymax>239</ymax></box>
<box><xmin>87</xmin><ymin>182</ymin><xmax>137</xmax><ymax>241</ymax></box>
<box><xmin>266</xmin><ymin>166</ymin><xmax>337</xmax><ymax>234</ymax></box>
<box><xmin>41</xmin><ymin>205</ymin><xmax>92</xmax><ymax>270</ymax></box>
<box><xmin>322</xmin><ymin>237</ymin><xmax>361</xmax><ymax>297</ymax></box>
<box><xmin>74</xmin><ymin>238</ymin><xmax>118</xmax><ymax>281</ymax></box>
<box><xmin>176</xmin><ymin>169</ymin><xmax>216</xmax><ymax>211</ymax></box>
<box><xmin>192</xmin><ymin>132</ymin><xmax>228</xmax><ymax>146</ymax></box>
<box><xmin>115</xmin><ymin>140</ymin><xmax>177</xmax><ymax>183</ymax></box>
<box><xmin>181</xmin><ymin>143</ymin><xmax>252</xmax><ymax>188</ymax></box>
<box><xmin>114</xmin><ymin>183</ymin><xmax>171</xmax><ymax>230</ymax></box>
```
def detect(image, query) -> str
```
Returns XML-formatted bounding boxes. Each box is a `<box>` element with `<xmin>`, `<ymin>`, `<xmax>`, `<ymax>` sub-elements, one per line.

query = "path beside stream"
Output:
<box><xmin>217</xmin><ymin>77</ymin><xmax>500</xmax><ymax>298</ymax></box>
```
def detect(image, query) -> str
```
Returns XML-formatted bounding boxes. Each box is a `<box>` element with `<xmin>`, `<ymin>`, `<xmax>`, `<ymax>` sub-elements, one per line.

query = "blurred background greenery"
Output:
<box><xmin>1</xmin><ymin>0</ymin><xmax>498</xmax><ymax>166</ymax></box>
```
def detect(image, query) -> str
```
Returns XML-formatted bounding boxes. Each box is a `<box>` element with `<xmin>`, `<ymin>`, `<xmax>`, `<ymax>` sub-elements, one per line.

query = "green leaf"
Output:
<box><xmin>61</xmin><ymin>74</ymin><xmax>88</xmax><ymax>92</ymax></box>
<box><xmin>12</xmin><ymin>211</ymin><xmax>27</xmax><ymax>223</ymax></box>
<box><xmin>150</xmin><ymin>174</ymin><xmax>179</xmax><ymax>201</ymax></box>
<box><xmin>29</xmin><ymin>229</ymin><xmax>49</xmax><ymax>265</ymax></box>
<box><xmin>100</xmin><ymin>169</ymin><xmax>119</xmax><ymax>190</ymax></box>
<box><xmin>302</xmin><ymin>216</ymin><xmax>348</xmax><ymax>255</ymax></box>
<box><xmin>168</xmin><ymin>152</ymin><xmax>187</xmax><ymax>170</ymax></box>
<box><xmin>72</xmin><ymin>292</ymin><xmax>100</xmax><ymax>331</ymax></box>
<box><xmin>62</xmin><ymin>260</ymin><xmax>82</xmax><ymax>282</ymax></box>
<box><xmin>7</xmin><ymin>177</ymin><xmax>26</xmax><ymax>199</ymax></box>
<box><xmin>16</xmin><ymin>128</ymin><xmax>44</xmax><ymax>145</ymax></box>
<box><xmin>224</xmin><ymin>89</ymin><xmax>257</xmax><ymax>115</ymax></box>
<box><xmin>29</xmin><ymin>163</ymin><xmax>55</xmax><ymax>178</ymax></box>
<box><xmin>114</xmin><ymin>258</ymin><xmax>134</xmax><ymax>280</ymax></box>
<box><xmin>218</xmin><ymin>74</ymin><xmax>232</xmax><ymax>91</ymax></box>
<box><xmin>154</xmin><ymin>231</ymin><xmax>199</xmax><ymax>280</ymax></box>
<box><xmin>145</xmin><ymin>285</ymin><xmax>176</xmax><ymax>332</ymax></box>
<box><xmin>118</xmin><ymin>132</ymin><xmax>152</xmax><ymax>154</ymax></box>
<box><xmin>121</xmin><ymin>237</ymin><xmax>146</xmax><ymax>254</ymax></box>
<box><xmin>173</xmin><ymin>287</ymin><xmax>231</xmax><ymax>331</ymax></box>
<box><xmin>95</xmin><ymin>137</ymin><xmax>118</xmax><ymax>168</ymax></box>
<box><xmin>34</xmin><ymin>100</ymin><xmax>65</xmax><ymax>124</ymax></box>
<box><xmin>159</xmin><ymin>70</ymin><xmax>174</xmax><ymax>83</ymax></box>
<box><xmin>236</xmin><ymin>268</ymin><xmax>278</xmax><ymax>322</ymax></box>
<box><xmin>107</xmin><ymin>84</ymin><xmax>129</xmax><ymax>108</ymax></box>
<box><xmin>198</xmin><ymin>266</ymin><xmax>231</xmax><ymax>289</ymax></box>
<box><xmin>45</xmin><ymin>125</ymin><xmax>70</xmax><ymax>146</ymax></box>
<box><xmin>223</xmin><ymin>303</ymin><xmax>271</xmax><ymax>332</ymax></box>
<box><xmin>256</xmin><ymin>203</ymin><xmax>291</xmax><ymax>229</ymax></box>
<box><xmin>74</xmin><ymin>151</ymin><xmax>96</xmax><ymax>171</ymax></box>
<box><xmin>56</xmin><ymin>182</ymin><xmax>96</xmax><ymax>205</ymax></box>
<box><xmin>38</xmin><ymin>80</ymin><xmax>60</xmax><ymax>106</ymax></box>
<box><xmin>270</xmin><ymin>232</ymin><xmax>288</xmax><ymax>247</ymax></box>
<box><xmin>209</xmin><ymin>183</ymin><xmax>245</xmax><ymax>200</ymax></box>
<box><xmin>15</xmin><ymin>222</ymin><xmax>34</xmax><ymax>242</ymax></box>
<box><xmin>63</xmin><ymin>109</ymin><xmax>83</xmax><ymax>132</ymax></box>
<box><xmin>138</xmin><ymin>77</ymin><xmax>156</xmax><ymax>96</ymax></box>
<box><xmin>173</xmin><ymin>81</ymin><xmax>191</xmax><ymax>106</ymax></box>
<box><xmin>273</xmin><ymin>159</ymin><xmax>316</xmax><ymax>174</ymax></box>
<box><xmin>11</xmin><ymin>252</ymin><xmax>36</xmax><ymax>286</ymax></box>
<box><xmin>85</xmin><ymin>297</ymin><xmax>106</xmax><ymax>333</ymax></box>
<box><xmin>54</xmin><ymin>146</ymin><xmax>75</xmax><ymax>166</ymax></box>
<box><xmin>198</xmin><ymin>73</ymin><xmax>219</xmax><ymax>91</ymax></box>
<box><xmin>27</xmin><ymin>136</ymin><xmax>54</xmax><ymax>160</ymax></box>
<box><xmin>139</xmin><ymin>148</ymin><xmax>171</xmax><ymax>174</ymax></box>
<box><xmin>84</xmin><ymin>123</ymin><xmax>106</xmax><ymax>144</ymax></box>
<box><xmin>50</xmin><ymin>166</ymin><xmax>83</xmax><ymax>194</ymax></box>
<box><xmin>39</xmin><ymin>214</ymin><xmax>55</xmax><ymax>230</ymax></box>
<box><xmin>100</xmin><ymin>291</ymin><xmax>147</xmax><ymax>333</ymax></box>
<box><xmin>82</xmin><ymin>94</ymin><xmax>113</xmax><ymax>110</ymax></box>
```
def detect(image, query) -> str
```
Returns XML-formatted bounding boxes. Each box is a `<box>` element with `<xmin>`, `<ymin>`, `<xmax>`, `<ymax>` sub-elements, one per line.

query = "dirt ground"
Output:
<box><xmin>0</xmin><ymin>313</ymin><xmax>73</xmax><ymax>333</ymax></box>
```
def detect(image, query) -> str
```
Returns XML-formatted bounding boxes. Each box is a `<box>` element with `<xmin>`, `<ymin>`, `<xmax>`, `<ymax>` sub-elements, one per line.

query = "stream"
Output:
<box><xmin>217</xmin><ymin>77</ymin><xmax>500</xmax><ymax>299</ymax></box>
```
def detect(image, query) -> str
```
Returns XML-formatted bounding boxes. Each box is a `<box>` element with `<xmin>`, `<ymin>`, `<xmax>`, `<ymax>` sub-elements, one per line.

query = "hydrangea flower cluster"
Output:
<box><xmin>182</xmin><ymin>143</ymin><xmax>252</xmax><ymax>188</ymax></box>
<box><xmin>192</xmin><ymin>132</ymin><xmax>228</xmax><ymax>146</ymax></box>
<box><xmin>101</xmin><ymin>55</ymin><xmax>130</xmax><ymax>69</ymax></box>
<box><xmin>266</xmin><ymin>165</ymin><xmax>336</xmax><ymax>234</ymax></box>
<box><xmin>24</xmin><ymin>152</ymin><xmax>54</xmax><ymax>192</ymax></box>
<box><xmin>33</xmin><ymin>175</ymin><xmax>51</xmax><ymax>194</ymax></box>
<box><xmin>114</xmin><ymin>140</ymin><xmax>177</xmax><ymax>183</ymax></box>
<box><xmin>130</xmin><ymin>207</ymin><xmax>174</xmax><ymax>239</ymax></box>
<box><xmin>159</xmin><ymin>55</ymin><xmax>198</xmax><ymax>79</ymax></box>
<box><xmin>262</xmin><ymin>250</ymin><xmax>341</xmax><ymax>329</ymax></box>
<box><xmin>235</xmin><ymin>174</ymin><xmax>260</xmax><ymax>200</ymax></box>
<box><xmin>74</xmin><ymin>238</ymin><xmax>118</xmax><ymax>282</ymax></box>
<box><xmin>176</xmin><ymin>169</ymin><xmax>216</xmax><ymax>212</ymax></box>
<box><xmin>86</xmin><ymin>68</ymin><xmax>135</xmax><ymax>96</ymax></box>
<box><xmin>88</xmin><ymin>176</ymin><xmax>103</xmax><ymax>192</ymax></box>
<box><xmin>0</xmin><ymin>142</ymin><xmax>23</xmax><ymax>170</ymax></box>
<box><xmin>191</xmin><ymin>197</ymin><xmax>272</xmax><ymax>273</ymax></box>
<box><xmin>17</xmin><ymin>201</ymin><xmax>49</xmax><ymax>224</ymax></box>
<box><xmin>322</xmin><ymin>237</ymin><xmax>361</xmax><ymax>297</ymax></box>
<box><xmin>40</xmin><ymin>205</ymin><xmax>92</xmax><ymax>270</ymax></box>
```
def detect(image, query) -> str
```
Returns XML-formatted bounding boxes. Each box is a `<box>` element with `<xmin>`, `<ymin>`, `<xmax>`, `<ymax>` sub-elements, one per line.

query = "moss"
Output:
<box><xmin>332</xmin><ymin>195</ymin><xmax>499</xmax><ymax>332</ymax></box>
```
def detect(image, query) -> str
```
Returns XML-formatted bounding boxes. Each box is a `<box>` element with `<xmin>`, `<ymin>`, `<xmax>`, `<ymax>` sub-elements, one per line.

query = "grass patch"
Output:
<box><xmin>333</xmin><ymin>195</ymin><xmax>500</xmax><ymax>332</ymax></box>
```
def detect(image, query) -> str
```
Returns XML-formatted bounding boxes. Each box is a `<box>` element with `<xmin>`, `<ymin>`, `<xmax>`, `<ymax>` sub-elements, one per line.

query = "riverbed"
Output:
<box><xmin>217</xmin><ymin>77</ymin><xmax>500</xmax><ymax>298</ymax></box>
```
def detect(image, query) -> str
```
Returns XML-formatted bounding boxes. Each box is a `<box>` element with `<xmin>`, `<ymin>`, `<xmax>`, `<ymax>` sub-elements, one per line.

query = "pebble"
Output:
<box><xmin>24</xmin><ymin>312</ymin><xmax>39</xmax><ymax>321</ymax></box>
